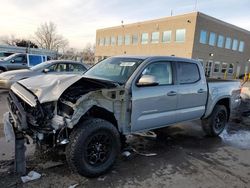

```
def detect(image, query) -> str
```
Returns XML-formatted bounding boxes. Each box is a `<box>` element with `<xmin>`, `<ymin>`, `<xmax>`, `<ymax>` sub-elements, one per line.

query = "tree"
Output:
<box><xmin>34</xmin><ymin>22</ymin><xmax>68</xmax><ymax>51</ymax></box>
<box><xmin>0</xmin><ymin>35</ymin><xmax>19</xmax><ymax>46</ymax></box>
<box><xmin>0</xmin><ymin>35</ymin><xmax>38</xmax><ymax>48</ymax></box>
<box><xmin>16</xmin><ymin>40</ymin><xmax>38</xmax><ymax>48</ymax></box>
<box><xmin>81</xmin><ymin>43</ymin><xmax>95</xmax><ymax>63</ymax></box>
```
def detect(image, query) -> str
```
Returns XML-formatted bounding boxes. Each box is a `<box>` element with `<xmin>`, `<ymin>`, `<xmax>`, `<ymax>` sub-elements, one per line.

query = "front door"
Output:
<box><xmin>205</xmin><ymin>61</ymin><xmax>213</xmax><ymax>77</ymax></box>
<box><xmin>131</xmin><ymin>61</ymin><xmax>178</xmax><ymax>132</ymax></box>
<box><xmin>6</xmin><ymin>54</ymin><xmax>28</xmax><ymax>70</ymax></box>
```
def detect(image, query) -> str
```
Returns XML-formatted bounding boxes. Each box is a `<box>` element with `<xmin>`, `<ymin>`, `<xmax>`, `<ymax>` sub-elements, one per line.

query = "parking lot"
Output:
<box><xmin>0</xmin><ymin>89</ymin><xmax>250</xmax><ymax>188</ymax></box>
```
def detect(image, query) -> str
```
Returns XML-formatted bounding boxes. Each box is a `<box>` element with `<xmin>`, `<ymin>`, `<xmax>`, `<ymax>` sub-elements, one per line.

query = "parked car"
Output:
<box><xmin>4</xmin><ymin>56</ymin><xmax>241</xmax><ymax>177</ymax></box>
<box><xmin>0</xmin><ymin>53</ymin><xmax>51</xmax><ymax>73</ymax></box>
<box><xmin>0</xmin><ymin>60</ymin><xmax>88</xmax><ymax>89</ymax></box>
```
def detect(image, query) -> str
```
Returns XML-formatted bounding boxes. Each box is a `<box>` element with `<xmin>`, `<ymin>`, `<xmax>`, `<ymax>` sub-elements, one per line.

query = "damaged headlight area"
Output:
<box><xmin>8</xmin><ymin>91</ymin><xmax>69</xmax><ymax>147</ymax></box>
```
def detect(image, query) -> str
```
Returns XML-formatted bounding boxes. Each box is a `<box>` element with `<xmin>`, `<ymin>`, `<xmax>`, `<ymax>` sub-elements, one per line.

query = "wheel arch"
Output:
<box><xmin>216</xmin><ymin>98</ymin><xmax>230</xmax><ymax>120</ymax></box>
<box><xmin>0</xmin><ymin>66</ymin><xmax>7</xmax><ymax>72</ymax></box>
<box><xmin>78</xmin><ymin>105</ymin><xmax>119</xmax><ymax>130</ymax></box>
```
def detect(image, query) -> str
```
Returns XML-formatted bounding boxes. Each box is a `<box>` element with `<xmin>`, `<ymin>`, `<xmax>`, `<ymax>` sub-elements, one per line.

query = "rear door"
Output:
<box><xmin>131</xmin><ymin>61</ymin><xmax>178</xmax><ymax>132</ymax></box>
<box><xmin>6</xmin><ymin>54</ymin><xmax>28</xmax><ymax>70</ymax></box>
<box><xmin>176</xmin><ymin>61</ymin><xmax>207</xmax><ymax>122</ymax></box>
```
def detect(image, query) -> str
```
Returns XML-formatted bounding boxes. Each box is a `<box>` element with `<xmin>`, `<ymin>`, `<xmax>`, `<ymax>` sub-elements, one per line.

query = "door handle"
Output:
<box><xmin>167</xmin><ymin>91</ymin><xmax>177</xmax><ymax>96</ymax></box>
<box><xmin>197</xmin><ymin>89</ymin><xmax>205</xmax><ymax>93</ymax></box>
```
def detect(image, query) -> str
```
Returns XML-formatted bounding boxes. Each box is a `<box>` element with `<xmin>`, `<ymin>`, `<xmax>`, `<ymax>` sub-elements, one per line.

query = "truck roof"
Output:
<box><xmin>113</xmin><ymin>55</ymin><xmax>198</xmax><ymax>63</ymax></box>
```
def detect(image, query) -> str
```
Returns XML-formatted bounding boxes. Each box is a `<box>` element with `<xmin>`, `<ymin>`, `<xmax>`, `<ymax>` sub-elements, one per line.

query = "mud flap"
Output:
<box><xmin>15</xmin><ymin>133</ymin><xmax>27</xmax><ymax>175</ymax></box>
<box><xmin>3</xmin><ymin>112</ymin><xmax>27</xmax><ymax>175</ymax></box>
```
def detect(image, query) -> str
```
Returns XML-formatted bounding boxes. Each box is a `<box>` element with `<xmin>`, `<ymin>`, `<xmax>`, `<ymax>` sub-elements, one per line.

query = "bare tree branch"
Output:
<box><xmin>34</xmin><ymin>22</ymin><xmax>68</xmax><ymax>51</ymax></box>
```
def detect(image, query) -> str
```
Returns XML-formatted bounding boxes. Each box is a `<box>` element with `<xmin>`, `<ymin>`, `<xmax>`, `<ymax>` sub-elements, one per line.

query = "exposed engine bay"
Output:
<box><xmin>8</xmin><ymin>76</ymin><xmax>128</xmax><ymax>148</ymax></box>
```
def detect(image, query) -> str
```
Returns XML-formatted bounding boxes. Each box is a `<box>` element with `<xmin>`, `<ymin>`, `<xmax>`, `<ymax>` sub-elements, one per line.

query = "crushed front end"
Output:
<box><xmin>6</xmin><ymin>83</ymin><xmax>66</xmax><ymax>148</ymax></box>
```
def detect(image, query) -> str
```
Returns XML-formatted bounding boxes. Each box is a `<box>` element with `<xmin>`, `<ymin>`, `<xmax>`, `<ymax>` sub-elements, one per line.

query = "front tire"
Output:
<box><xmin>202</xmin><ymin>105</ymin><xmax>228</xmax><ymax>137</ymax></box>
<box><xmin>66</xmin><ymin>118</ymin><xmax>121</xmax><ymax>177</ymax></box>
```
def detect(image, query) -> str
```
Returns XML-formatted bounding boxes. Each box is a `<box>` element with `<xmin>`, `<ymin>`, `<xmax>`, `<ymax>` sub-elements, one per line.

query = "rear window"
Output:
<box><xmin>177</xmin><ymin>62</ymin><xmax>200</xmax><ymax>84</ymax></box>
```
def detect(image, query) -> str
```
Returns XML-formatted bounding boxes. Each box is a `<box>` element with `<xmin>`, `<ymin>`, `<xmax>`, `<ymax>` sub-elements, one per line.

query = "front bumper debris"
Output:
<box><xmin>3</xmin><ymin>112</ymin><xmax>15</xmax><ymax>142</ymax></box>
<box><xmin>7</xmin><ymin>90</ymin><xmax>28</xmax><ymax>131</ymax></box>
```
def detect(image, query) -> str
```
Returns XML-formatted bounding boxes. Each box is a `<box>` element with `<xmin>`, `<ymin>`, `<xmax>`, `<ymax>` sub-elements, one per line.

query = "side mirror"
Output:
<box><xmin>43</xmin><ymin>68</ymin><xmax>50</xmax><ymax>73</ymax></box>
<box><xmin>136</xmin><ymin>75</ymin><xmax>159</xmax><ymax>87</ymax></box>
<box><xmin>11</xmin><ymin>59</ymin><xmax>15</xmax><ymax>63</ymax></box>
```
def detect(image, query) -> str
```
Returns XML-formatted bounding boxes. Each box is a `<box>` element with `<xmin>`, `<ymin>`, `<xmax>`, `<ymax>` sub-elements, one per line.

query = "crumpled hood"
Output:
<box><xmin>17</xmin><ymin>74</ymin><xmax>82</xmax><ymax>103</ymax></box>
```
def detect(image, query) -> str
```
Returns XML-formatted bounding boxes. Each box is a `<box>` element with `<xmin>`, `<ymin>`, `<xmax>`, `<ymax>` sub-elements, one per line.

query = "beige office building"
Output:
<box><xmin>95</xmin><ymin>12</ymin><xmax>250</xmax><ymax>78</ymax></box>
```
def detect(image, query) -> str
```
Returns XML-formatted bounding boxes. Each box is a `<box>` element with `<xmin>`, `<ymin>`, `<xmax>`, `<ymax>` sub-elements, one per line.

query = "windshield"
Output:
<box><xmin>85</xmin><ymin>57</ymin><xmax>144</xmax><ymax>84</ymax></box>
<box><xmin>30</xmin><ymin>61</ymin><xmax>50</xmax><ymax>71</ymax></box>
<box><xmin>3</xmin><ymin>53</ymin><xmax>18</xmax><ymax>61</ymax></box>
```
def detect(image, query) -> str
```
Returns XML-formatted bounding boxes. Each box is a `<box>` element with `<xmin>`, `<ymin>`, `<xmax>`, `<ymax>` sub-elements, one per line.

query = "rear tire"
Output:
<box><xmin>202</xmin><ymin>105</ymin><xmax>228</xmax><ymax>137</ymax></box>
<box><xmin>66</xmin><ymin>118</ymin><xmax>121</xmax><ymax>177</ymax></box>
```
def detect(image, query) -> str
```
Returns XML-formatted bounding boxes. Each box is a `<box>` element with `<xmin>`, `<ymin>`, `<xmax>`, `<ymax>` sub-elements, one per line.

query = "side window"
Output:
<box><xmin>55</xmin><ymin>63</ymin><xmax>68</xmax><ymax>72</ymax></box>
<box><xmin>13</xmin><ymin>55</ymin><xmax>27</xmax><ymax>64</ymax></box>
<box><xmin>177</xmin><ymin>62</ymin><xmax>200</xmax><ymax>84</ymax></box>
<box><xmin>142</xmin><ymin>62</ymin><xmax>172</xmax><ymax>85</ymax></box>
<box><xmin>29</xmin><ymin>55</ymin><xmax>42</xmax><ymax>66</ymax></box>
<box><xmin>68</xmin><ymin>64</ymin><xmax>87</xmax><ymax>72</ymax></box>
<box><xmin>47</xmin><ymin>64</ymin><xmax>58</xmax><ymax>72</ymax></box>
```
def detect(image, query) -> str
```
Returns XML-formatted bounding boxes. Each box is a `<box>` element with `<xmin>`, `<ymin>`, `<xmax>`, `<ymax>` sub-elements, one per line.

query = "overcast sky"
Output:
<box><xmin>0</xmin><ymin>0</ymin><xmax>249</xmax><ymax>49</ymax></box>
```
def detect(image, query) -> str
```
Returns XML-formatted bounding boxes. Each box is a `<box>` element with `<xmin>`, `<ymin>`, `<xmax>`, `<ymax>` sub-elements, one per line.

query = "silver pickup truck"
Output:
<box><xmin>4</xmin><ymin>56</ymin><xmax>241</xmax><ymax>177</ymax></box>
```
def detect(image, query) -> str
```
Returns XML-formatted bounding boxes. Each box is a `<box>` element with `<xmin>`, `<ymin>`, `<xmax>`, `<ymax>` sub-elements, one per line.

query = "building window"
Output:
<box><xmin>105</xmin><ymin>37</ymin><xmax>110</xmax><ymax>46</ymax></box>
<box><xmin>208</xmin><ymin>32</ymin><xmax>216</xmax><ymax>46</ymax></box>
<box><xmin>162</xmin><ymin>31</ymin><xmax>171</xmax><ymax>43</ymax></box>
<box><xmin>117</xmin><ymin>35</ymin><xmax>123</xmax><ymax>46</ymax></box>
<box><xmin>151</xmin><ymin>32</ymin><xmax>159</xmax><ymax>43</ymax></box>
<box><xmin>125</xmin><ymin>34</ymin><xmax>130</xmax><ymax>45</ymax></box>
<box><xmin>132</xmin><ymin>34</ymin><xmax>138</xmax><ymax>44</ymax></box>
<box><xmin>228</xmin><ymin>63</ymin><xmax>234</xmax><ymax>74</ymax></box>
<box><xmin>221</xmin><ymin>62</ymin><xmax>228</xmax><ymax>73</ymax></box>
<box><xmin>199</xmin><ymin>30</ymin><xmax>207</xmax><ymax>44</ymax></box>
<box><xmin>111</xmin><ymin>36</ymin><xmax>116</xmax><ymax>46</ymax></box>
<box><xmin>239</xmin><ymin>41</ymin><xmax>245</xmax><ymax>52</ymax></box>
<box><xmin>232</xmin><ymin>39</ymin><xmax>238</xmax><ymax>51</ymax></box>
<box><xmin>175</xmin><ymin>29</ymin><xmax>186</xmax><ymax>42</ymax></box>
<box><xmin>99</xmin><ymin>38</ymin><xmax>104</xmax><ymax>46</ymax></box>
<box><xmin>141</xmin><ymin>33</ymin><xmax>148</xmax><ymax>44</ymax></box>
<box><xmin>214</xmin><ymin>62</ymin><xmax>220</xmax><ymax>73</ymax></box>
<box><xmin>225</xmin><ymin>37</ymin><xmax>232</xmax><ymax>49</ymax></box>
<box><xmin>217</xmin><ymin>35</ymin><xmax>224</xmax><ymax>48</ymax></box>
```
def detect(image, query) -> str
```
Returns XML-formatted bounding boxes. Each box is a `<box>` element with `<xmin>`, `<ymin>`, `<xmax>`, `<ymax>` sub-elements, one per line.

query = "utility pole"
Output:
<box><xmin>194</xmin><ymin>0</ymin><xmax>198</xmax><ymax>11</ymax></box>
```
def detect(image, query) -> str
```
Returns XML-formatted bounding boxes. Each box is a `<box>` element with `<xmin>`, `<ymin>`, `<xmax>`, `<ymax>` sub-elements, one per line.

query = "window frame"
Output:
<box><xmin>221</xmin><ymin>62</ymin><xmax>228</xmax><ymax>73</ymax></box>
<box><xmin>225</xmin><ymin>37</ymin><xmax>232</xmax><ymax>49</ymax></box>
<box><xmin>141</xmin><ymin>32</ymin><xmax>148</xmax><ymax>44</ymax></box>
<box><xmin>162</xmin><ymin>30</ymin><xmax>172</xmax><ymax>43</ymax></box>
<box><xmin>132</xmin><ymin>34</ymin><xmax>138</xmax><ymax>45</ymax></box>
<box><xmin>208</xmin><ymin>32</ymin><xmax>217</xmax><ymax>46</ymax></box>
<box><xmin>213</xmin><ymin>61</ymin><xmax>221</xmax><ymax>73</ymax></box>
<box><xmin>228</xmin><ymin>63</ymin><xmax>234</xmax><ymax>74</ymax></box>
<box><xmin>176</xmin><ymin>62</ymin><xmax>201</xmax><ymax>84</ymax></box>
<box><xmin>125</xmin><ymin>34</ymin><xmax>130</xmax><ymax>45</ymax></box>
<box><xmin>199</xmin><ymin>30</ymin><xmax>207</xmax><ymax>44</ymax></box>
<box><xmin>175</xmin><ymin>29</ymin><xmax>186</xmax><ymax>43</ymax></box>
<box><xmin>117</xmin><ymin>35</ymin><xmax>123</xmax><ymax>46</ymax></box>
<box><xmin>232</xmin><ymin>39</ymin><xmax>239</xmax><ymax>51</ymax></box>
<box><xmin>111</xmin><ymin>36</ymin><xmax>116</xmax><ymax>46</ymax></box>
<box><xmin>217</xmin><ymin>35</ymin><xmax>224</xmax><ymax>48</ymax></box>
<box><xmin>105</xmin><ymin>36</ymin><xmax>110</xmax><ymax>46</ymax></box>
<box><xmin>135</xmin><ymin>61</ymin><xmax>174</xmax><ymax>87</ymax></box>
<box><xmin>238</xmin><ymin>41</ymin><xmax>245</xmax><ymax>52</ymax></box>
<box><xmin>151</xmin><ymin>31</ymin><xmax>160</xmax><ymax>43</ymax></box>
